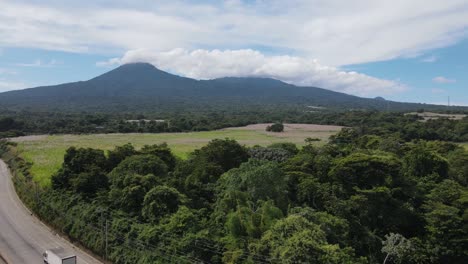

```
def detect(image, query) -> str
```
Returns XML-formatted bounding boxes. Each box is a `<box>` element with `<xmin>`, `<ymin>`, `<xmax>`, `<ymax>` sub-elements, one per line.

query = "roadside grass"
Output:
<box><xmin>13</xmin><ymin>124</ymin><xmax>341</xmax><ymax>186</ymax></box>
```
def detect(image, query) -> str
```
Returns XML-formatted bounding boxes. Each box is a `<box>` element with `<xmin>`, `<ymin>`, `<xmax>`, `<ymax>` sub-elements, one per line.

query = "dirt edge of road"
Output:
<box><xmin>0</xmin><ymin>253</ymin><xmax>8</xmax><ymax>264</ymax></box>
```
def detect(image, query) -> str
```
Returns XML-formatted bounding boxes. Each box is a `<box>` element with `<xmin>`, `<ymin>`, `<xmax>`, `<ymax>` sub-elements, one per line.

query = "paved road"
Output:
<box><xmin>0</xmin><ymin>160</ymin><xmax>102</xmax><ymax>264</ymax></box>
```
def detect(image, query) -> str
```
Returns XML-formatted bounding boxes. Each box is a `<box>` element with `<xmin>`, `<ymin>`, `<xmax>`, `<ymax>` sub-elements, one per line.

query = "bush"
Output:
<box><xmin>249</xmin><ymin>147</ymin><xmax>293</xmax><ymax>162</ymax></box>
<box><xmin>266</xmin><ymin>123</ymin><xmax>284</xmax><ymax>132</ymax></box>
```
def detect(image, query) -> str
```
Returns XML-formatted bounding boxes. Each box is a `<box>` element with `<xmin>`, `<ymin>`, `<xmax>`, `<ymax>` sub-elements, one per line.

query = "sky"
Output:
<box><xmin>0</xmin><ymin>0</ymin><xmax>467</xmax><ymax>105</ymax></box>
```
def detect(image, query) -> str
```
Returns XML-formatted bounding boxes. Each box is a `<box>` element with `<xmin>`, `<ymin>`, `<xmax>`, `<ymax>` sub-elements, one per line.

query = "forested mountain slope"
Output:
<box><xmin>0</xmin><ymin>63</ymin><xmax>461</xmax><ymax>112</ymax></box>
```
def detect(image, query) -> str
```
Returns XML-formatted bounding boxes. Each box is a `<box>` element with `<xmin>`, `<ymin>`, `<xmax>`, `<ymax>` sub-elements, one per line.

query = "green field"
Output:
<box><xmin>12</xmin><ymin>123</ymin><xmax>341</xmax><ymax>186</ymax></box>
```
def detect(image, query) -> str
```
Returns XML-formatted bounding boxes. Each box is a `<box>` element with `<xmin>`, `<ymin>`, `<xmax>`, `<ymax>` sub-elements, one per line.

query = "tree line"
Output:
<box><xmin>1</xmin><ymin>110</ymin><xmax>467</xmax><ymax>142</ymax></box>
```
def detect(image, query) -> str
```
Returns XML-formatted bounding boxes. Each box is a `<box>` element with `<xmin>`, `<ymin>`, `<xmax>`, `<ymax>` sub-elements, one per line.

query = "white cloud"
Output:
<box><xmin>433</xmin><ymin>76</ymin><xmax>456</xmax><ymax>83</ymax></box>
<box><xmin>431</xmin><ymin>88</ymin><xmax>446</xmax><ymax>94</ymax></box>
<box><xmin>0</xmin><ymin>68</ymin><xmax>17</xmax><ymax>75</ymax></box>
<box><xmin>98</xmin><ymin>48</ymin><xmax>406</xmax><ymax>97</ymax></box>
<box><xmin>421</xmin><ymin>55</ymin><xmax>438</xmax><ymax>63</ymax></box>
<box><xmin>0</xmin><ymin>0</ymin><xmax>467</xmax><ymax>65</ymax></box>
<box><xmin>0</xmin><ymin>79</ymin><xmax>27</xmax><ymax>92</ymax></box>
<box><xmin>96</xmin><ymin>58</ymin><xmax>121</xmax><ymax>67</ymax></box>
<box><xmin>15</xmin><ymin>59</ymin><xmax>62</xmax><ymax>67</ymax></box>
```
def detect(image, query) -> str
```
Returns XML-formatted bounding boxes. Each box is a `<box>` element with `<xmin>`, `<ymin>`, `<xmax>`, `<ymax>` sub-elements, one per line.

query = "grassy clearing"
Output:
<box><xmin>12</xmin><ymin>123</ymin><xmax>342</xmax><ymax>186</ymax></box>
<box><xmin>405</xmin><ymin>112</ymin><xmax>467</xmax><ymax>122</ymax></box>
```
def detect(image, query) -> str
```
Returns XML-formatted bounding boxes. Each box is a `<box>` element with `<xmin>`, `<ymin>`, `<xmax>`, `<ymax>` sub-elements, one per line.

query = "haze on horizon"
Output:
<box><xmin>0</xmin><ymin>0</ymin><xmax>467</xmax><ymax>105</ymax></box>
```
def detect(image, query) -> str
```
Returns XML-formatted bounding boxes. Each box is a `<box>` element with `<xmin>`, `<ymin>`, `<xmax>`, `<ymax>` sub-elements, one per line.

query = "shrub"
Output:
<box><xmin>266</xmin><ymin>123</ymin><xmax>284</xmax><ymax>132</ymax></box>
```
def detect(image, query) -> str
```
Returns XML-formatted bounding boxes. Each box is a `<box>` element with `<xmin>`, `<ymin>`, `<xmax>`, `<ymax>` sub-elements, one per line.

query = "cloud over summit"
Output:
<box><xmin>1</xmin><ymin>0</ymin><xmax>467</xmax><ymax>98</ymax></box>
<box><xmin>99</xmin><ymin>49</ymin><xmax>406</xmax><ymax>97</ymax></box>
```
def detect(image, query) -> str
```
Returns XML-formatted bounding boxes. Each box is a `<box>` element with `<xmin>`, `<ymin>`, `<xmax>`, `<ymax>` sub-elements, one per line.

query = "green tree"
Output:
<box><xmin>329</xmin><ymin>152</ymin><xmax>401</xmax><ymax>196</ymax></box>
<box><xmin>111</xmin><ymin>154</ymin><xmax>168</xmax><ymax>178</ymax></box>
<box><xmin>225</xmin><ymin>200</ymin><xmax>283</xmax><ymax>239</ymax></box>
<box><xmin>52</xmin><ymin>147</ymin><xmax>108</xmax><ymax>190</ymax></box>
<box><xmin>180</xmin><ymin>159</ymin><xmax>224</xmax><ymax>208</ymax></box>
<box><xmin>422</xmin><ymin>180</ymin><xmax>468</xmax><ymax>262</ymax></box>
<box><xmin>296</xmin><ymin>173</ymin><xmax>334</xmax><ymax>210</ymax></box>
<box><xmin>255</xmin><ymin>214</ymin><xmax>363</xmax><ymax>263</ymax></box>
<box><xmin>176</xmin><ymin>139</ymin><xmax>249</xmax><ymax>208</ymax></box>
<box><xmin>266</xmin><ymin>123</ymin><xmax>284</xmax><ymax>132</ymax></box>
<box><xmin>218</xmin><ymin>159</ymin><xmax>288</xmax><ymax>210</ymax></box>
<box><xmin>402</xmin><ymin>144</ymin><xmax>448</xmax><ymax>180</ymax></box>
<box><xmin>142</xmin><ymin>185</ymin><xmax>185</xmax><ymax>222</ymax></box>
<box><xmin>64</xmin><ymin>147</ymin><xmax>108</xmax><ymax>173</ymax></box>
<box><xmin>381</xmin><ymin>233</ymin><xmax>413</xmax><ymax>264</ymax></box>
<box><xmin>107</xmin><ymin>143</ymin><xmax>137</xmax><ymax>169</ymax></box>
<box><xmin>141</xmin><ymin>143</ymin><xmax>177</xmax><ymax>171</ymax></box>
<box><xmin>268</xmin><ymin>142</ymin><xmax>299</xmax><ymax>155</ymax></box>
<box><xmin>447</xmin><ymin>149</ymin><xmax>468</xmax><ymax>186</ymax></box>
<box><xmin>329</xmin><ymin>127</ymin><xmax>359</xmax><ymax>145</ymax></box>
<box><xmin>248</xmin><ymin>146</ymin><xmax>293</xmax><ymax>162</ymax></box>
<box><xmin>108</xmin><ymin>171</ymin><xmax>159</xmax><ymax>215</ymax></box>
<box><xmin>69</xmin><ymin>166</ymin><xmax>108</xmax><ymax>195</ymax></box>
<box><xmin>195</xmin><ymin>138</ymin><xmax>249</xmax><ymax>172</ymax></box>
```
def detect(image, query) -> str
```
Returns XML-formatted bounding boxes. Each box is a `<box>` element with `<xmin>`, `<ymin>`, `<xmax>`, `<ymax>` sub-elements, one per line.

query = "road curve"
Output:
<box><xmin>0</xmin><ymin>160</ymin><xmax>102</xmax><ymax>264</ymax></box>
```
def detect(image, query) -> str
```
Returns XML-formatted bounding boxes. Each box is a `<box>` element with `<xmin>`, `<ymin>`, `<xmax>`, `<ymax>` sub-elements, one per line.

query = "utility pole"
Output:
<box><xmin>34</xmin><ymin>181</ymin><xmax>39</xmax><ymax>204</ymax></box>
<box><xmin>105</xmin><ymin>219</ymin><xmax>108</xmax><ymax>261</ymax></box>
<box><xmin>100</xmin><ymin>210</ymin><xmax>108</xmax><ymax>260</ymax></box>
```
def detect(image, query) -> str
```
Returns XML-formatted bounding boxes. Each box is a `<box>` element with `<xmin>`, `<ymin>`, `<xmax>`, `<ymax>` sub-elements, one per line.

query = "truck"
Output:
<box><xmin>43</xmin><ymin>247</ymin><xmax>77</xmax><ymax>264</ymax></box>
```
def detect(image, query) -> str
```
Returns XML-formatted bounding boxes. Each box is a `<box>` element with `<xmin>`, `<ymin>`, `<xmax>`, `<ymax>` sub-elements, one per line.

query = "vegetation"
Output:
<box><xmin>461</xmin><ymin>142</ymin><xmax>468</xmax><ymax>150</ymax></box>
<box><xmin>1</xmin><ymin>111</ymin><xmax>467</xmax><ymax>264</ymax></box>
<box><xmin>266</xmin><ymin>123</ymin><xmax>284</xmax><ymax>132</ymax></box>
<box><xmin>1</xmin><ymin>109</ymin><xmax>467</xmax><ymax>142</ymax></box>
<box><xmin>13</xmin><ymin>124</ymin><xmax>338</xmax><ymax>186</ymax></box>
<box><xmin>1</xmin><ymin>63</ymin><xmax>467</xmax><ymax>263</ymax></box>
<box><xmin>2</xmin><ymin>63</ymin><xmax>466</xmax><ymax>113</ymax></box>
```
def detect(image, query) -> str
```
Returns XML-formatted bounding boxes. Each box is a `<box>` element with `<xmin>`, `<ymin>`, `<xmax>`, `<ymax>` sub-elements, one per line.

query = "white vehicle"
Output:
<box><xmin>43</xmin><ymin>247</ymin><xmax>77</xmax><ymax>264</ymax></box>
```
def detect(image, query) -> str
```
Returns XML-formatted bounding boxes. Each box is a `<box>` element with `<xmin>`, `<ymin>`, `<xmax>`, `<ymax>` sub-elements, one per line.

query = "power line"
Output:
<box><xmin>12</xmin><ymin>174</ymin><xmax>201</xmax><ymax>263</ymax></box>
<box><xmin>9</xmin><ymin>157</ymin><xmax>277</xmax><ymax>263</ymax></box>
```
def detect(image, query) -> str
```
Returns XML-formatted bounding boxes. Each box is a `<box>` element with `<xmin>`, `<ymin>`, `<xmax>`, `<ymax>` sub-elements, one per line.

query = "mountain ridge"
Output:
<box><xmin>0</xmin><ymin>62</ymin><xmax>462</xmax><ymax>112</ymax></box>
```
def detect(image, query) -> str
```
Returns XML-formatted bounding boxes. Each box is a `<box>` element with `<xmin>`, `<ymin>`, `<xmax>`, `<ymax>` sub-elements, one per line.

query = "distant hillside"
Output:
<box><xmin>0</xmin><ymin>63</ymin><xmax>461</xmax><ymax>113</ymax></box>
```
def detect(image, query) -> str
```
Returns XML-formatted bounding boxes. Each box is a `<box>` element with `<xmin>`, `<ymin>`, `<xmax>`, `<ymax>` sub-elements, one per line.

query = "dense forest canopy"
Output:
<box><xmin>1</xmin><ymin>112</ymin><xmax>466</xmax><ymax>263</ymax></box>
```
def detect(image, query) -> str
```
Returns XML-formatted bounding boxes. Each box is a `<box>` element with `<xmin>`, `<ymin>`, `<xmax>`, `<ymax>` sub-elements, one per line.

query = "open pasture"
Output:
<box><xmin>12</xmin><ymin>123</ymin><xmax>342</xmax><ymax>186</ymax></box>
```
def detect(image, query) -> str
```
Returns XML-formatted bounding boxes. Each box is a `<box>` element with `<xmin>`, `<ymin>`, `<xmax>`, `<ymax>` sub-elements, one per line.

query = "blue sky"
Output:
<box><xmin>0</xmin><ymin>0</ymin><xmax>467</xmax><ymax>105</ymax></box>
<box><xmin>345</xmin><ymin>39</ymin><xmax>468</xmax><ymax>105</ymax></box>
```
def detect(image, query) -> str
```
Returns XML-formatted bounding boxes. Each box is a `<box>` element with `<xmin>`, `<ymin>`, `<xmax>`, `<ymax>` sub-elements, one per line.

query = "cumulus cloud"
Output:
<box><xmin>0</xmin><ymin>0</ymin><xmax>467</xmax><ymax>65</ymax></box>
<box><xmin>433</xmin><ymin>76</ymin><xmax>456</xmax><ymax>83</ymax></box>
<box><xmin>98</xmin><ymin>48</ymin><xmax>406</xmax><ymax>97</ymax></box>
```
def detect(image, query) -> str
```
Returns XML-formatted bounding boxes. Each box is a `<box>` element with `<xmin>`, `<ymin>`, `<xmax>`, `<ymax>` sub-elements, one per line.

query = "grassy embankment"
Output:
<box><xmin>12</xmin><ymin>124</ymin><xmax>342</xmax><ymax>186</ymax></box>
